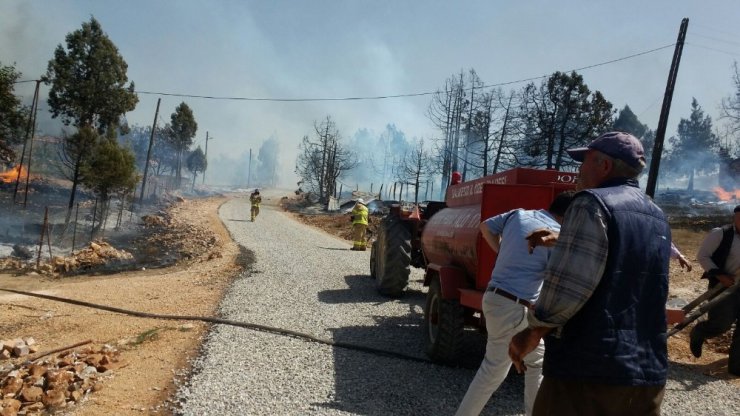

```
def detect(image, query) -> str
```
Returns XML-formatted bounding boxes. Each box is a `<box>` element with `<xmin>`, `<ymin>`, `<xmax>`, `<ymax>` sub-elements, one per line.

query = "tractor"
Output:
<box><xmin>369</xmin><ymin>167</ymin><xmax>577</xmax><ymax>363</ymax></box>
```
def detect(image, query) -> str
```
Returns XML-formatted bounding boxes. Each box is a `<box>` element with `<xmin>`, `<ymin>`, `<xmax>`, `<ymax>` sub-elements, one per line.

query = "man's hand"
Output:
<box><xmin>525</xmin><ymin>228</ymin><xmax>559</xmax><ymax>254</ymax></box>
<box><xmin>677</xmin><ymin>255</ymin><xmax>692</xmax><ymax>272</ymax></box>
<box><xmin>509</xmin><ymin>327</ymin><xmax>550</xmax><ymax>373</ymax></box>
<box><xmin>717</xmin><ymin>274</ymin><xmax>737</xmax><ymax>288</ymax></box>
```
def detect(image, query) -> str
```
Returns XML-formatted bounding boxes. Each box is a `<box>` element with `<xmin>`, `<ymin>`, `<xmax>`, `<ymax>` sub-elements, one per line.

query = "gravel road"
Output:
<box><xmin>174</xmin><ymin>195</ymin><xmax>740</xmax><ymax>415</ymax></box>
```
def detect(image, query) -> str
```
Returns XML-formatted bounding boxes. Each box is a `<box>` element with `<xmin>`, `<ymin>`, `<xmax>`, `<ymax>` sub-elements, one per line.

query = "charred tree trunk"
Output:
<box><xmin>493</xmin><ymin>95</ymin><xmax>514</xmax><ymax>175</ymax></box>
<box><xmin>65</xmin><ymin>153</ymin><xmax>84</xmax><ymax>223</ymax></box>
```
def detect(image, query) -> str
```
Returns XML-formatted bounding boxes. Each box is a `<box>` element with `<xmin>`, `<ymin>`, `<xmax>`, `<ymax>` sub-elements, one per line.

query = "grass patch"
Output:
<box><xmin>132</xmin><ymin>327</ymin><xmax>161</xmax><ymax>346</ymax></box>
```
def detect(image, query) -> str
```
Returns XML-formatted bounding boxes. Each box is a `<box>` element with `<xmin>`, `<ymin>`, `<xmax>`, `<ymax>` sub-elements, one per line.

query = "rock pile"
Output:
<box><xmin>0</xmin><ymin>241</ymin><xmax>133</xmax><ymax>276</ymax></box>
<box><xmin>137</xmin><ymin>209</ymin><xmax>222</xmax><ymax>263</ymax></box>
<box><xmin>49</xmin><ymin>241</ymin><xmax>133</xmax><ymax>274</ymax></box>
<box><xmin>0</xmin><ymin>339</ymin><xmax>37</xmax><ymax>360</ymax></box>
<box><xmin>0</xmin><ymin>258</ymin><xmax>23</xmax><ymax>272</ymax></box>
<box><xmin>0</xmin><ymin>344</ymin><xmax>122</xmax><ymax>416</ymax></box>
<box><xmin>141</xmin><ymin>214</ymin><xmax>168</xmax><ymax>227</ymax></box>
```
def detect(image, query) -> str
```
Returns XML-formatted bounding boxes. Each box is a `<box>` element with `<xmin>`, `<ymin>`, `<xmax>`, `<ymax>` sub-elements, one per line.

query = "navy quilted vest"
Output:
<box><xmin>543</xmin><ymin>177</ymin><xmax>671</xmax><ymax>385</ymax></box>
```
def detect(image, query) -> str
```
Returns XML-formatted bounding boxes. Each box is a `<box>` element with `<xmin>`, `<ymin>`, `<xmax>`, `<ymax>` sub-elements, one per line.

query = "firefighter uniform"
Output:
<box><xmin>250</xmin><ymin>191</ymin><xmax>262</xmax><ymax>222</ymax></box>
<box><xmin>351</xmin><ymin>200</ymin><xmax>369</xmax><ymax>251</ymax></box>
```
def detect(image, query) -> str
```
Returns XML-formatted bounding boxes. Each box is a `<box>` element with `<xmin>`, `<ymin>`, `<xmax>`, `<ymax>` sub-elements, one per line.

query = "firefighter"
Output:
<box><xmin>451</xmin><ymin>171</ymin><xmax>462</xmax><ymax>185</ymax></box>
<box><xmin>350</xmin><ymin>198</ymin><xmax>369</xmax><ymax>251</ymax></box>
<box><xmin>250</xmin><ymin>189</ymin><xmax>262</xmax><ymax>222</ymax></box>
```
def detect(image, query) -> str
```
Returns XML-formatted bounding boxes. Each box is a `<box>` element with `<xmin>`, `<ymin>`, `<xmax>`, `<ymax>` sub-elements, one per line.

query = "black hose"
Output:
<box><xmin>0</xmin><ymin>287</ymin><xmax>434</xmax><ymax>365</ymax></box>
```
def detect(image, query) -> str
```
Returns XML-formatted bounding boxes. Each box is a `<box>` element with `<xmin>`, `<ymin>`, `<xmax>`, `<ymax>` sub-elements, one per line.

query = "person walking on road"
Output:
<box><xmin>350</xmin><ymin>198</ymin><xmax>369</xmax><ymax>251</ymax></box>
<box><xmin>690</xmin><ymin>204</ymin><xmax>740</xmax><ymax>375</ymax></box>
<box><xmin>455</xmin><ymin>191</ymin><xmax>575</xmax><ymax>416</ymax></box>
<box><xmin>250</xmin><ymin>189</ymin><xmax>262</xmax><ymax>222</ymax></box>
<box><xmin>509</xmin><ymin>131</ymin><xmax>672</xmax><ymax>416</ymax></box>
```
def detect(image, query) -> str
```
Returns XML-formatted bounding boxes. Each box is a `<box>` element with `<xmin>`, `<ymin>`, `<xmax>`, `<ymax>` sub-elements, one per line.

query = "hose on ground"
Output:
<box><xmin>0</xmin><ymin>287</ymin><xmax>434</xmax><ymax>365</ymax></box>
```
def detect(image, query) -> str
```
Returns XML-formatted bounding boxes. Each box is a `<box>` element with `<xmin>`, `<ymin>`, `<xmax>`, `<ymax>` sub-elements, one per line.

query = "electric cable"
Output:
<box><xmin>131</xmin><ymin>43</ymin><xmax>676</xmax><ymax>102</ymax></box>
<box><xmin>0</xmin><ymin>287</ymin><xmax>435</xmax><ymax>365</ymax></box>
<box><xmin>686</xmin><ymin>42</ymin><xmax>740</xmax><ymax>58</ymax></box>
<box><xmin>13</xmin><ymin>43</ymin><xmax>676</xmax><ymax>103</ymax></box>
<box><xmin>691</xmin><ymin>23</ymin><xmax>740</xmax><ymax>40</ymax></box>
<box><xmin>637</xmin><ymin>95</ymin><xmax>664</xmax><ymax>119</ymax></box>
<box><xmin>690</xmin><ymin>32</ymin><xmax>740</xmax><ymax>48</ymax></box>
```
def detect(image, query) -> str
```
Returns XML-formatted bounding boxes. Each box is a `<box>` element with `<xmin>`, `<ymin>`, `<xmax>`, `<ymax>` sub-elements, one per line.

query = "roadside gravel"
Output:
<box><xmin>174</xmin><ymin>194</ymin><xmax>740</xmax><ymax>416</ymax></box>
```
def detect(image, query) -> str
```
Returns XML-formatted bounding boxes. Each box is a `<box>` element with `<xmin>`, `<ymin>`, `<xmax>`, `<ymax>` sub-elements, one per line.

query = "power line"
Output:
<box><xmin>474</xmin><ymin>44</ymin><xmax>677</xmax><ymax>98</ymax></box>
<box><xmin>13</xmin><ymin>43</ymin><xmax>676</xmax><ymax>104</ymax></box>
<box><xmin>637</xmin><ymin>95</ymin><xmax>663</xmax><ymax>119</ymax></box>
<box><xmin>134</xmin><ymin>88</ymin><xmax>434</xmax><ymax>102</ymax></box>
<box><xmin>14</xmin><ymin>44</ymin><xmax>675</xmax><ymax>101</ymax></box>
<box><xmin>687</xmin><ymin>42</ymin><xmax>740</xmax><ymax>58</ymax></box>
<box><xmin>691</xmin><ymin>32</ymin><xmax>740</xmax><ymax>48</ymax></box>
<box><xmin>133</xmin><ymin>43</ymin><xmax>676</xmax><ymax>102</ymax></box>
<box><xmin>691</xmin><ymin>23</ymin><xmax>740</xmax><ymax>40</ymax></box>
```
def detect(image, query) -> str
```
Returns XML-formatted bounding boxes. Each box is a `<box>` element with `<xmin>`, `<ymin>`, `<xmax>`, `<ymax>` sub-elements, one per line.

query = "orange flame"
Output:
<box><xmin>0</xmin><ymin>165</ymin><xmax>27</xmax><ymax>184</ymax></box>
<box><xmin>713</xmin><ymin>186</ymin><xmax>740</xmax><ymax>201</ymax></box>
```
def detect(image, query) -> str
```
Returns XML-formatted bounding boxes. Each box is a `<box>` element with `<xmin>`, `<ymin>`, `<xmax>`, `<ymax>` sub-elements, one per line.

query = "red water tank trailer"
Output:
<box><xmin>423</xmin><ymin>170</ymin><xmax>576</xmax><ymax>302</ymax></box>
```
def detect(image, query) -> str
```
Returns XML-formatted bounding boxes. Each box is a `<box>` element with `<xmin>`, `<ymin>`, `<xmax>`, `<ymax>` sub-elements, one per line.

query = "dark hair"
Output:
<box><xmin>549</xmin><ymin>190</ymin><xmax>576</xmax><ymax>217</ymax></box>
<box><xmin>735</xmin><ymin>205</ymin><xmax>740</xmax><ymax>213</ymax></box>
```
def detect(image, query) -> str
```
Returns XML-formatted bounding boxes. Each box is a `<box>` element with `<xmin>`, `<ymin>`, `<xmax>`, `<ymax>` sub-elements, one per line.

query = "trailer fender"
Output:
<box><xmin>425</xmin><ymin>264</ymin><xmax>467</xmax><ymax>300</ymax></box>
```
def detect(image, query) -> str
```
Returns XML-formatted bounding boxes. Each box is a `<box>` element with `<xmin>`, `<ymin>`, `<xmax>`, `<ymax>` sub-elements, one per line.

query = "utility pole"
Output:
<box><xmin>139</xmin><ymin>98</ymin><xmax>161</xmax><ymax>206</ymax></box>
<box><xmin>645</xmin><ymin>18</ymin><xmax>689</xmax><ymax>198</ymax></box>
<box><xmin>202</xmin><ymin>131</ymin><xmax>213</xmax><ymax>184</ymax></box>
<box><xmin>247</xmin><ymin>148</ymin><xmax>252</xmax><ymax>187</ymax></box>
<box><xmin>14</xmin><ymin>80</ymin><xmax>40</xmax><ymax>203</ymax></box>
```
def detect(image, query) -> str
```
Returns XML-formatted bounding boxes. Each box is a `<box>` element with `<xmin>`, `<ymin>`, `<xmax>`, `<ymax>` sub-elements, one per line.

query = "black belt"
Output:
<box><xmin>487</xmin><ymin>287</ymin><xmax>533</xmax><ymax>308</ymax></box>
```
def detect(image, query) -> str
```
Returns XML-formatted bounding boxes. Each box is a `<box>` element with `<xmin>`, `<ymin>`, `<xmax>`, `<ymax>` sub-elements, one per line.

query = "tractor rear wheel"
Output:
<box><xmin>423</xmin><ymin>276</ymin><xmax>464</xmax><ymax>363</ymax></box>
<box><xmin>373</xmin><ymin>215</ymin><xmax>411</xmax><ymax>297</ymax></box>
<box><xmin>369</xmin><ymin>240</ymin><xmax>378</xmax><ymax>279</ymax></box>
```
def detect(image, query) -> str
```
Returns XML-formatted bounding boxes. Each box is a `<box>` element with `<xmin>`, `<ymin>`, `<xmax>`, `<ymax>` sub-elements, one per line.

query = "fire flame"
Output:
<box><xmin>0</xmin><ymin>165</ymin><xmax>27</xmax><ymax>184</ymax></box>
<box><xmin>713</xmin><ymin>186</ymin><xmax>740</xmax><ymax>201</ymax></box>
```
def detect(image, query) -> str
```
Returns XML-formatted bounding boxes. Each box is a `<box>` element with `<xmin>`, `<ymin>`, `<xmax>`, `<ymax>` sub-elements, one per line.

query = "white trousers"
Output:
<box><xmin>455</xmin><ymin>291</ymin><xmax>544</xmax><ymax>416</ymax></box>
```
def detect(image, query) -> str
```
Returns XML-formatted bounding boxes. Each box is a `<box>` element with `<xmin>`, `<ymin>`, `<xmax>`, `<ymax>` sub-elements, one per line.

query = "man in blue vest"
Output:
<box><xmin>508</xmin><ymin>132</ymin><xmax>671</xmax><ymax>415</ymax></box>
<box><xmin>691</xmin><ymin>204</ymin><xmax>740</xmax><ymax>375</ymax></box>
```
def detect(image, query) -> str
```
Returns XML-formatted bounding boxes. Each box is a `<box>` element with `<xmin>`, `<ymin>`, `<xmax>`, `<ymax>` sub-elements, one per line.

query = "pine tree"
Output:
<box><xmin>667</xmin><ymin>98</ymin><xmax>719</xmax><ymax>191</ymax></box>
<box><xmin>43</xmin><ymin>17</ymin><xmax>138</xmax><ymax>212</ymax></box>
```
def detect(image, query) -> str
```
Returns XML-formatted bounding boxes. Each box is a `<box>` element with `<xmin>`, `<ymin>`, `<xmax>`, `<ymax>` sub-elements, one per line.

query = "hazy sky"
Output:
<box><xmin>2</xmin><ymin>0</ymin><xmax>739</xmax><ymax>187</ymax></box>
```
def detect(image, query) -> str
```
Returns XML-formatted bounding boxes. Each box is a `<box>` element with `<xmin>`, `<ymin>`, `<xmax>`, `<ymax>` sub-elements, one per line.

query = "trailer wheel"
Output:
<box><xmin>369</xmin><ymin>240</ymin><xmax>378</xmax><ymax>279</ymax></box>
<box><xmin>423</xmin><ymin>277</ymin><xmax>464</xmax><ymax>363</ymax></box>
<box><xmin>374</xmin><ymin>215</ymin><xmax>411</xmax><ymax>297</ymax></box>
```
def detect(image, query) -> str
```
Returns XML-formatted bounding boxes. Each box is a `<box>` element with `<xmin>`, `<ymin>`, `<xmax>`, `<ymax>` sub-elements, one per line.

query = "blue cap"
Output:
<box><xmin>566</xmin><ymin>131</ymin><xmax>646</xmax><ymax>169</ymax></box>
